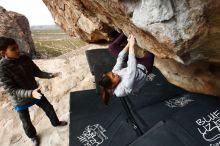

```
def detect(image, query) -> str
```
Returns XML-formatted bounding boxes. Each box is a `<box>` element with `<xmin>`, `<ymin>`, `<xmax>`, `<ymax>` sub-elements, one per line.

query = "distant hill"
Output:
<box><xmin>31</xmin><ymin>25</ymin><xmax>61</xmax><ymax>30</ymax></box>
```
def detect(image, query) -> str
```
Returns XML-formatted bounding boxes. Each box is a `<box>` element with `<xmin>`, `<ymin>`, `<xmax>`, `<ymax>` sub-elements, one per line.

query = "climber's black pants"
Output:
<box><xmin>109</xmin><ymin>33</ymin><xmax>155</xmax><ymax>73</ymax></box>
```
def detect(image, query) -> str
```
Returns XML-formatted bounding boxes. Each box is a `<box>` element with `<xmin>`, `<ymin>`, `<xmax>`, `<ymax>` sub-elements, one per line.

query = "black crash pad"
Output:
<box><xmin>129</xmin><ymin>120</ymin><xmax>201</xmax><ymax>146</ymax></box>
<box><xmin>69</xmin><ymin>90</ymin><xmax>139</xmax><ymax>146</ymax></box>
<box><xmin>129</xmin><ymin>93</ymin><xmax>220</xmax><ymax>146</ymax></box>
<box><xmin>68</xmin><ymin>48</ymin><xmax>220</xmax><ymax>146</ymax></box>
<box><xmin>85</xmin><ymin>49</ymin><xmax>116</xmax><ymax>76</ymax></box>
<box><xmin>85</xmin><ymin>49</ymin><xmax>116</xmax><ymax>93</ymax></box>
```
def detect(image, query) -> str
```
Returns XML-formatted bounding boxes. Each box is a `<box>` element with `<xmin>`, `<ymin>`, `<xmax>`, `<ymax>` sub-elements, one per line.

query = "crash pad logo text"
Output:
<box><xmin>165</xmin><ymin>95</ymin><xmax>194</xmax><ymax>108</ymax></box>
<box><xmin>77</xmin><ymin>124</ymin><xmax>108</xmax><ymax>146</ymax></box>
<box><xmin>196</xmin><ymin>110</ymin><xmax>220</xmax><ymax>143</ymax></box>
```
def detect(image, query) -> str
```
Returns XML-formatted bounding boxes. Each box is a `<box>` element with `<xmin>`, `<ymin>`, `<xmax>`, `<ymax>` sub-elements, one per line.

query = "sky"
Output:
<box><xmin>0</xmin><ymin>0</ymin><xmax>55</xmax><ymax>26</ymax></box>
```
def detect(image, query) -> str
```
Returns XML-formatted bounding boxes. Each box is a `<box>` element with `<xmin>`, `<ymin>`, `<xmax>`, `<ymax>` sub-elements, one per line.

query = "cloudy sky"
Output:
<box><xmin>0</xmin><ymin>0</ymin><xmax>55</xmax><ymax>26</ymax></box>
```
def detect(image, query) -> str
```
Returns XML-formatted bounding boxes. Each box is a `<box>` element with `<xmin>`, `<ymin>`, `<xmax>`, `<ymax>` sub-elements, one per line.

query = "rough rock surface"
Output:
<box><xmin>154</xmin><ymin>58</ymin><xmax>220</xmax><ymax>97</ymax></box>
<box><xmin>0</xmin><ymin>6</ymin><xmax>36</xmax><ymax>56</ymax></box>
<box><xmin>42</xmin><ymin>0</ymin><xmax>116</xmax><ymax>42</ymax></box>
<box><xmin>43</xmin><ymin>0</ymin><xmax>220</xmax><ymax>97</ymax></box>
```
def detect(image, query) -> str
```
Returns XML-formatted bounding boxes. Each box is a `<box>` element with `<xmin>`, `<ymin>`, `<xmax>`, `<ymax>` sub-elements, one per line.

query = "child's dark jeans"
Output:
<box><xmin>17</xmin><ymin>95</ymin><xmax>60</xmax><ymax>138</ymax></box>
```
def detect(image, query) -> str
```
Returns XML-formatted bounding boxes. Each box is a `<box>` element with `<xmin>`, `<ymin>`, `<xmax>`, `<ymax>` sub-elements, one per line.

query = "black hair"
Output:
<box><xmin>98</xmin><ymin>73</ymin><xmax>112</xmax><ymax>89</ymax></box>
<box><xmin>98</xmin><ymin>73</ymin><xmax>113</xmax><ymax>105</ymax></box>
<box><xmin>0</xmin><ymin>37</ymin><xmax>16</xmax><ymax>51</ymax></box>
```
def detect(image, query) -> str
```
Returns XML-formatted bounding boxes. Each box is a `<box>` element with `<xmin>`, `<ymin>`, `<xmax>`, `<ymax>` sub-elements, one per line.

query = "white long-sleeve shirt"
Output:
<box><xmin>112</xmin><ymin>50</ymin><xmax>147</xmax><ymax>97</ymax></box>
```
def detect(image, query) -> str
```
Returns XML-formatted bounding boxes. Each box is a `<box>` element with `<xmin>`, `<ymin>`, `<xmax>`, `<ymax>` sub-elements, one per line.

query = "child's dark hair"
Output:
<box><xmin>0</xmin><ymin>37</ymin><xmax>16</xmax><ymax>51</ymax></box>
<box><xmin>98</xmin><ymin>73</ymin><xmax>113</xmax><ymax>105</ymax></box>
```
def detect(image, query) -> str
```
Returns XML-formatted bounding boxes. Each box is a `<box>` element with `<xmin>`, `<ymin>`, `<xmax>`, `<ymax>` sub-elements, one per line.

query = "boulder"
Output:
<box><xmin>0</xmin><ymin>6</ymin><xmax>36</xmax><ymax>56</ymax></box>
<box><xmin>42</xmin><ymin>0</ymin><xmax>116</xmax><ymax>42</ymax></box>
<box><xmin>42</xmin><ymin>0</ymin><xmax>220</xmax><ymax>97</ymax></box>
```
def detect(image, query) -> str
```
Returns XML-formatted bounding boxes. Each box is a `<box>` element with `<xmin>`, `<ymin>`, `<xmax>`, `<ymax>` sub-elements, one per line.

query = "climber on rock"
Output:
<box><xmin>98</xmin><ymin>33</ymin><xmax>155</xmax><ymax>105</ymax></box>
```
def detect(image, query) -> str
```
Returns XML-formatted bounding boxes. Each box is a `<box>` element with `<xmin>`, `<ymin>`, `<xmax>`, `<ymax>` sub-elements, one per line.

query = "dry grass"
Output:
<box><xmin>32</xmin><ymin>28</ymin><xmax>87</xmax><ymax>58</ymax></box>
